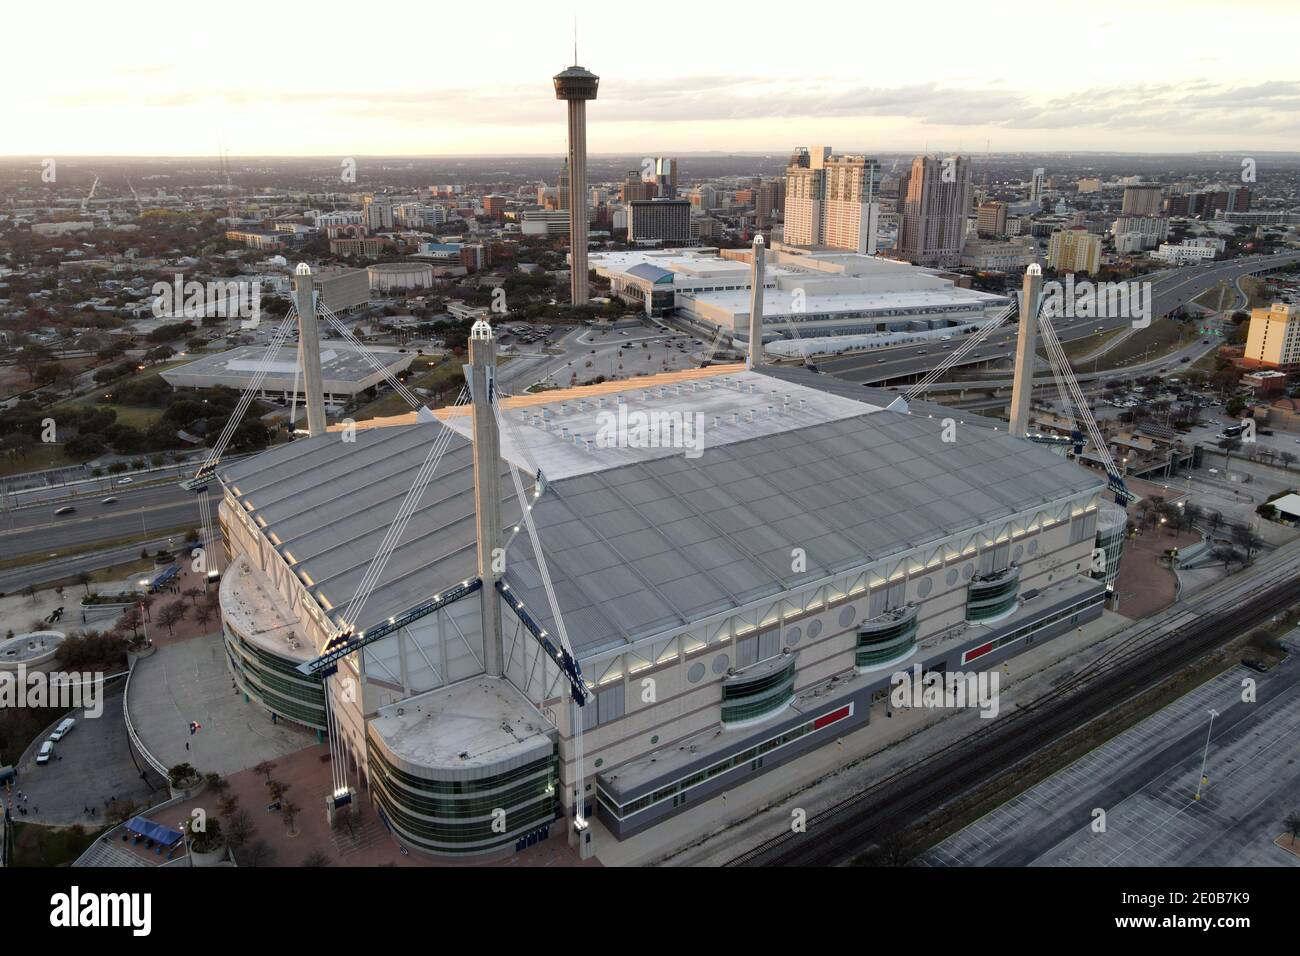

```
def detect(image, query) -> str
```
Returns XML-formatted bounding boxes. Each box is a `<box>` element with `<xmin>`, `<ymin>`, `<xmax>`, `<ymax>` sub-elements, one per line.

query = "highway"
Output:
<box><xmin>0</xmin><ymin>481</ymin><xmax>200</xmax><ymax>559</ymax></box>
<box><xmin>813</xmin><ymin>253</ymin><xmax>1300</xmax><ymax>386</ymax></box>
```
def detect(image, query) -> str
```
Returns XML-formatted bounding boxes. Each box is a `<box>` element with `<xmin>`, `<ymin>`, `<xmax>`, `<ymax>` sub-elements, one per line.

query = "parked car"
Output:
<box><xmin>36</xmin><ymin>741</ymin><xmax>53</xmax><ymax>765</ymax></box>
<box><xmin>50</xmin><ymin>718</ymin><xmax>75</xmax><ymax>741</ymax></box>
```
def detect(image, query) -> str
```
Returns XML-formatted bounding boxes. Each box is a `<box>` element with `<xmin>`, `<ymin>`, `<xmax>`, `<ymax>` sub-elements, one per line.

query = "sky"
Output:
<box><xmin>3</xmin><ymin>0</ymin><xmax>1299</xmax><ymax>158</ymax></box>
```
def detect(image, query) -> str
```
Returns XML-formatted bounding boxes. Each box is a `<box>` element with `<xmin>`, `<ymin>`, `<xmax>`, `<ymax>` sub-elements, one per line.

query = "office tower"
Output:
<box><xmin>554</xmin><ymin>62</ymin><xmax>599</xmax><ymax>306</ymax></box>
<box><xmin>483</xmin><ymin>195</ymin><xmax>507</xmax><ymax>220</ymax></box>
<box><xmin>755</xmin><ymin>178</ymin><xmax>786</xmax><ymax>229</ymax></box>
<box><xmin>895</xmin><ymin>155</ymin><xmax>971</xmax><ymax>268</ymax></box>
<box><xmin>1228</xmin><ymin>185</ymin><xmax>1250</xmax><ymax>212</ymax></box>
<box><xmin>652</xmin><ymin>157</ymin><xmax>679</xmax><ymax>198</ymax></box>
<box><xmin>976</xmin><ymin>201</ymin><xmax>1008</xmax><ymax>239</ymax></box>
<box><xmin>1121</xmin><ymin>184</ymin><xmax>1164</xmax><ymax>216</ymax></box>
<box><xmin>782</xmin><ymin>146</ymin><xmax>881</xmax><ymax>254</ymax></box>
<box><xmin>622</xmin><ymin>170</ymin><xmax>655</xmax><ymax>203</ymax></box>
<box><xmin>1030</xmin><ymin>168</ymin><xmax>1045</xmax><ymax>202</ymax></box>
<box><xmin>627</xmin><ymin>199</ymin><xmax>693</xmax><ymax>245</ymax></box>
<box><xmin>1046</xmin><ymin>228</ymin><xmax>1102</xmax><ymax>275</ymax></box>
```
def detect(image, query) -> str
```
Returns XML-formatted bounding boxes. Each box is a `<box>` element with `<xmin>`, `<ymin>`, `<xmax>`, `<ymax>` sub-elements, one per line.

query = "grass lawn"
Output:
<box><xmin>1059</xmin><ymin>326</ymin><xmax>1126</xmax><ymax>362</ymax></box>
<box><xmin>11</xmin><ymin>821</ymin><xmax>107</xmax><ymax>867</ymax></box>
<box><xmin>1101</xmin><ymin>317</ymin><xmax>1196</xmax><ymax>368</ymax></box>
<box><xmin>0</xmin><ymin>443</ymin><xmax>91</xmax><ymax>478</ymax></box>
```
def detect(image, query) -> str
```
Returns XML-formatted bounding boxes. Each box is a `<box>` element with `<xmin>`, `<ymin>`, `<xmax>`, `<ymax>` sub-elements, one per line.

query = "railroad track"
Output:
<box><xmin>726</xmin><ymin>554</ymin><xmax>1300</xmax><ymax>867</ymax></box>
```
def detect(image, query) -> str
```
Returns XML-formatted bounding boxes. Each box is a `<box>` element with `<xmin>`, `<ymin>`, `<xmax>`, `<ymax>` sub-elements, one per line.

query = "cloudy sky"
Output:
<box><xmin>5</xmin><ymin>0</ymin><xmax>1298</xmax><ymax>157</ymax></box>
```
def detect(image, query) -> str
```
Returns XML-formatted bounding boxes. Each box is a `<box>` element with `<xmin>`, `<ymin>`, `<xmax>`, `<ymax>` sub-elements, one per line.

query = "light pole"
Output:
<box><xmin>1194</xmin><ymin>708</ymin><xmax>1218</xmax><ymax>801</ymax></box>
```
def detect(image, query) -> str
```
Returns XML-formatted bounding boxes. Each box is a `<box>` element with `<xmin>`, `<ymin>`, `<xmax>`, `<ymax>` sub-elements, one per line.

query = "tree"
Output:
<box><xmin>117</xmin><ymin>606</ymin><xmax>143</xmax><ymax>640</ymax></box>
<box><xmin>156</xmin><ymin>599</ymin><xmax>187</xmax><ymax>636</ymax></box>
<box><xmin>1218</xmin><ymin>436</ymin><xmax>1242</xmax><ymax>472</ymax></box>
<box><xmin>281</xmin><ymin>799</ymin><xmax>302</xmax><ymax>836</ymax></box>
<box><xmin>183</xmin><ymin>586</ymin><xmax>204</xmax><ymax>606</ymax></box>
<box><xmin>301</xmin><ymin>849</ymin><xmax>332</xmax><ymax>867</ymax></box>
<box><xmin>75</xmin><ymin>570</ymin><xmax>93</xmax><ymax>595</ymax></box>
<box><xmin>223</xmin><ymin>808</ymin><xmax>254</xmax><ymax>850</ymax></box>
<box><xmin>253</xmin><ymin>760</ymin><xmax>277</xmax><ymax>785</ymax></box>
<box><xmin>194</xmin><ymin>597</ymin><xmax>216</xmax><ymax>627</ymax></box>
<box><xmin>240</xmin><ymin>839</ymin><xmax>276</xmax><ymax>868</ymax></box>
<box><xmin>1284</xmin><ymin>811</ymin><xmax>1300</xmax><ymax>847</ymax></box>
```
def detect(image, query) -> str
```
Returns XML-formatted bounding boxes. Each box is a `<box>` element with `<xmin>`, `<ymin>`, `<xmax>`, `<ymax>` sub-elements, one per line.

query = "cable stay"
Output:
<box><xmin>181</xmin><ymin>308</ymin><xmax>298</xmax><ymax>489</ymax></box>
<box><xmin>1037</xmin><ymin>312</ymin><xmax>1136</xmax><ymax>507</ymax></box>
<box><xmin>489</xmin><ymin>396</ymin><xmax>589</xmax><ymax>828</ymax></box>
<box><xmin>338</xmin><ymin>386</ymin><xmax>469</xmax><ymax>633</ymax></box>
<box><xmin>900</xmin><ymin>300</ymin><xmax>1019</xmax><ymax>408</ymax></box>
<box><xmin>318</xmin><ymin>303</ymin><xmax>431</xmax><ymax>416</ymax></box>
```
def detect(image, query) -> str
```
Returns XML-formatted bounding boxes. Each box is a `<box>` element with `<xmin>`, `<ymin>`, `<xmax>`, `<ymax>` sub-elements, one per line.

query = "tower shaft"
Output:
<box><xmin>1009</xmin><ymin>266</ymin><xmax>1044</xmax><ymax>438</ymax></box>
<box><xmin>748</xmin><ymin>236</ymin><xmax>766</xmax><ymax>369</ymax></box>
<box><xmin>293</xmin><ymin>267</ymin><xmax>327</xmax><ymax>438</ymax></box>
<box><xmin>468</xmin><ymin>325</ymin><xmax>504</xmax><ymax>676</ymax></box>
<box><xmin>566</xmin><ymin>99</ymin><xmax>590</xmax><ymax>305</ymax></box>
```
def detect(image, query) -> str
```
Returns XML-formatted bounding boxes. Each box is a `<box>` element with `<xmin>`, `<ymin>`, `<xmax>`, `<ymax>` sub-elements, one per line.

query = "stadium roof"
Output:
<box><xmin>220</xmin><ymin>365</ymin><xmax>1103</xmax><ymax>648</ymax></box>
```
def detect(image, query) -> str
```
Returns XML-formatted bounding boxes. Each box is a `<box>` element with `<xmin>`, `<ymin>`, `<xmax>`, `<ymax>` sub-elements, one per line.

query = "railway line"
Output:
<box><xmin>726</xmin><ymin>547</ymin><xmax>1300</xmax><ymax>866</ymax></box>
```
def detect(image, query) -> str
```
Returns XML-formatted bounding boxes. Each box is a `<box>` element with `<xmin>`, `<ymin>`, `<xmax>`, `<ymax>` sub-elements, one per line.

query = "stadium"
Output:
<box><xmin>213</xmin><ymin>289</ymin><xmax>1112</xmax><ymax>858</ymax></box>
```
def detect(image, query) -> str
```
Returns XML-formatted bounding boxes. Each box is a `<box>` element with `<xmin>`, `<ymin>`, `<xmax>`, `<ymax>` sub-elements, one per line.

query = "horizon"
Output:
<box><xmin>4</xmin><ymin>0</ymin><xmax>1298</xmax><ymax>157</ymax></box>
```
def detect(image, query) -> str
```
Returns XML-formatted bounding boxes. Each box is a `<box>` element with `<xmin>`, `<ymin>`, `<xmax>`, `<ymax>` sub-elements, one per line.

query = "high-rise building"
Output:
<box><xmin>976</xmin><ymin>201</ymin><xmax>1008</xmax><ymax>239</ymax></box>
<box><xmin>1030</xmin><ymin>168</ymin><xmax>1046</xmax><ymax>202</ymax></box>
<box><xmin>755</xmin><ymin>178</ymin><xmax>786</xmax><ymax>229</ymax></box>
<box><xmin>483</xmin><ymin>195</ymin><xmax>507</xmax><ymax>220</ymax></box>
<box><xmin>621</xmin><ymin>170</ymin><xmax>655</xmax><ymax>203</ymax></box>
<box><xmin>554</xmin><ymin>62</ymin><xmax>598</xmax><ymax>306</ymax></box>
<box><xmin>782</xmin><ymin>146</ymin><xmax>881</xmax><ymax>254</ymax></box>
<box><xmin>1046</xmin><ymin>228</ymin><xmax>1101</xmax><ymax>275</ymax></box>
<box><xmin>652</xmin><ymin>158</ymin><xmax>679</xmax><ymax>199</ymax></box>
<box><xmin>1243</xmin><ymin>302</ymin><xmax>1300</xmax><ymax>371</ymax></box>
<box><xmin>1121</xmin><ymin>184</ymin><xmax>1164</xmax><ymax>216</ymax></box>
<box><xmin>627</xmin><ymin>199</ymin><xmax>693</xmax><ymax>245</ymax></box>
<box><xmin>895</xmin><ymin>155</ymin><xmax>971</xmax><ymax>268</ymax></box>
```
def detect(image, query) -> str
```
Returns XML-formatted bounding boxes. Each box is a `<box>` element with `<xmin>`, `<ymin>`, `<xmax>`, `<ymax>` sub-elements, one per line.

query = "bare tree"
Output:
<box><xmin>223</xmin><ymin>808</ymin><xmax>255</xmax><ymax>851</ymax></box>
<box><xmin>156</xmin><ymin>600</ymin><xmax>187</xmax><ymax>636</ymax></box>
<box><xmin>253</xmin><ymin>760</ymin><xmax>277</xmax><ymax>786</ymax></box>
<box><xmin>301</xmin><ymin>849</ymin><xmax>332</xmax><ymax>867</ymax></box>
<box><xmin>240</xmin><ymin>839</ymin><xmax>276</xmax><ymax>868</ymax></box>
<box><xmin>75</xmin><ymin>570</ymin><xmax>93</xmax><ymax>595</ymax></box>
<box><xmin>281</xmin><ymin>799</ymin><xmax>301</xmax><ymax>836</ymax></box>
<box><xmin>183</xmin><ymin>586</ymin><xmax>204</xmax><ymax>606</ymax></box>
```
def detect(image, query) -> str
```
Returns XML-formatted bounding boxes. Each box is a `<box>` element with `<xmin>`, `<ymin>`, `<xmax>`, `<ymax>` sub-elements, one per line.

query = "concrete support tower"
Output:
<box><xmin>467</xmin><ymin>319</ymin><xmax>504</xmax><ymax>676</ymax></box>
<box><xmin>747</xmin><ymin>234</ymin><xmax>766</xmax><ymax>369</ymax></box>
<box><xmin>1009</xmin><ymin>263</ymin><xmax>1044</xmax><ymax>438</ymax></box>
<box><xmin>553</xmin><ymin>64</ymin><xmax>599</xmax><ymax>306</ymax></box>
<box><xmin>293</xmin><ymin>263</ymin><xmax>327</xmax><ymax>438</ymax></box>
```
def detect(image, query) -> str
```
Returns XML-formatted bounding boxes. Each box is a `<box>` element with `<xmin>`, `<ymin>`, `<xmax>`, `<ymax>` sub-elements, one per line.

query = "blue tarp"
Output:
<box><xmin>125</xmin><ymin>816</ymin><xmax>183</xmax><ymax>846</ymax></box>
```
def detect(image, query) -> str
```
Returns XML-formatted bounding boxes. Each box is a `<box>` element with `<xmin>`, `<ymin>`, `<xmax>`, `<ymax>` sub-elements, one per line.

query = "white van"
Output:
<box><xmin>50</xmin><ymin>718</ymin><xmax>76</xmax><ymax>741</ymax></box>
<box><xmin>36</xmin><ymin>741</ymin><xmax>53</xmax><ymax>764</ymax></box>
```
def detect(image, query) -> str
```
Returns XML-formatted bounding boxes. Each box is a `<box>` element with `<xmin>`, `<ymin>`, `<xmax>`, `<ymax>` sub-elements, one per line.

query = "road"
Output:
<box><xmin>0</xmin><ymin>481</ymin><xmax>200</xmax><ymax>559</ymax></box>
<box><xmin>815</xmin><ymin>253</ymin><xmax>1300</xmax><ymax>386</ymax></box>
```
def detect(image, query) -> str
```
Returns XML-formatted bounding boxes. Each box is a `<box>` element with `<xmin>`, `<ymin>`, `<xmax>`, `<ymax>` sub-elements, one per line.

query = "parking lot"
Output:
<box><xmin>920</xmin><ymin>645</ymin><xmax>1300</xmax><ymax>868</ymax></box>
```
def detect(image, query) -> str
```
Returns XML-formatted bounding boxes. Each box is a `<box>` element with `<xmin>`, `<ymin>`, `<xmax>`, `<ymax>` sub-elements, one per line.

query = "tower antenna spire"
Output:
<box><xmin>574</xmin><ymin>17</ymin><xmax>578</xmax><ymax>64</ymax></box>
